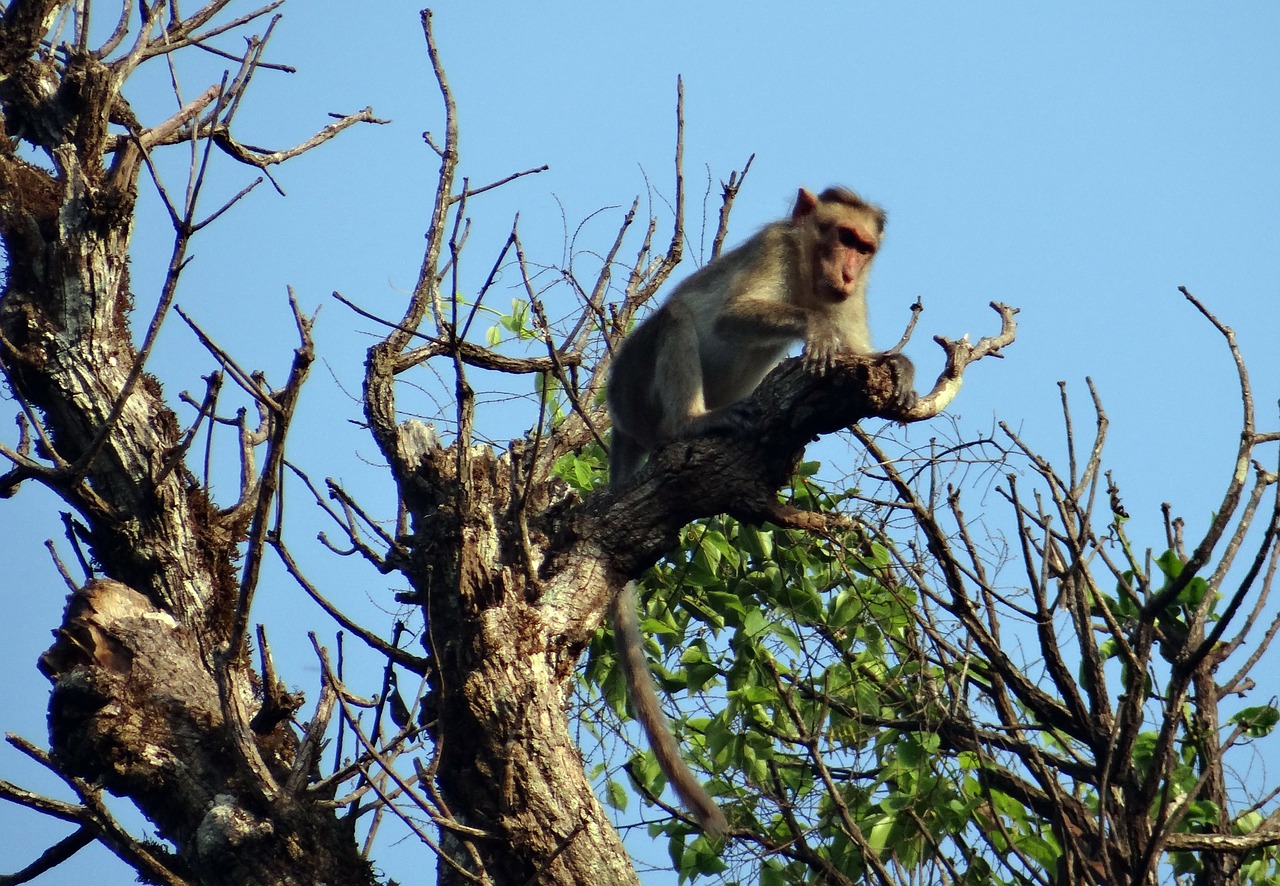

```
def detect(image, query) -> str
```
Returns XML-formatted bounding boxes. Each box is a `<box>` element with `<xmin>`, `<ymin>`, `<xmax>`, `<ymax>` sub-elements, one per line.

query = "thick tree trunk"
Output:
<box><xmin>365</xmin><ymin>349</ymin><xmax>638</xmax><ymax>885</ymax></box>
<box><xmin>0</xmin><ymin>73</ymin><xmax>375</xmax><ymax>884</ymax></box>
<box><xmin>39</xmin><ymin>579</ymin><xmax>375</xmax><ymax>886</ymax></box>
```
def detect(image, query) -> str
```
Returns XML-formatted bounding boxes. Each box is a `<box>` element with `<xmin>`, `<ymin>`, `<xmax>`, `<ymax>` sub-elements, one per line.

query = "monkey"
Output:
<box><xmin>607</xmin><ymin>186</ymin><xmax>914</xmax><ymax>483</ymax></box>
<box><xmin>604</xmin><ymin>187</ymin><xmax>915</xmax><ymax>838</ymax></box>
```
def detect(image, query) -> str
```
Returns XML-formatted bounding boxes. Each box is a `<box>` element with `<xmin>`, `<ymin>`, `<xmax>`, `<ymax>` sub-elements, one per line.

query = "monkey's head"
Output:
<box><xmin>792</xmin><ymin>186</ymin><xmax>885</xmax><ymax>302</ymax></box>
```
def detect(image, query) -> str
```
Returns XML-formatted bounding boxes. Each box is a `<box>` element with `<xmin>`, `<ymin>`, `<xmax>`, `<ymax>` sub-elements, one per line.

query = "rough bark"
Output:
<box><xmin>38</xmin><ymin>580</ymin><xmax>374</xmax><ymax>886</ymax></box>
<box><xmin>0</xmin><ymin>150</ymin><xmax>374</xmax><ymax>885</ymax></box>
<box><xmin>364</xmin><ymin>340</ymin><xmax>638</xmax><ymax>884</ymax></box>
<box><xmin>0</xmin><ymin>8</ymin><xmax>376</xmax><ymax>883</ymax></box>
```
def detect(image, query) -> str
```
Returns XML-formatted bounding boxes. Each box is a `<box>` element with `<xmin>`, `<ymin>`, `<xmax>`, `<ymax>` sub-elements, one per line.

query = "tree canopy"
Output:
<box><xmin>2</xmin><ymin>5</ymin><xmax>1279</xmax><ymax>886</ymax></box>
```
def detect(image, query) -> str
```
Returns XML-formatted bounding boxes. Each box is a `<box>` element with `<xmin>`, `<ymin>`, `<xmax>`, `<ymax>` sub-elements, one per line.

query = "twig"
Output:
<box><xmin>711</xmin><ymin>153</ymin><xmax>754</xmax><ymax>260</ymax></box>
<box><xmin>1146</xmin><ymin>288</ymin><xmax>1253</xmax><ymax>616</ymax></box>
<box><xmin>311</xmin><ymin>639</ymin><xmax>486</xmax><ymax>881</ymax></box>
<box><xmin>212</xmin><ymin>107</ymin><xmax>388</xmax><ymax>168</ymax></box>
<box><xmin>0</xmin><ymin>826</ymin><xmax>95</xmax><ymax>885</ymax></box>
<box><xmin>906</xmin><ymin>301</ymin><xmax>1019</xmax><ymax>419</ymax></box>
<box><xmin>272</xmin><ymin>539</ymin><xmax>428</xmax><ymax>672</ymax></box>
<box><xmin>333</xmin><ymin>291</ymin><xmax>579</xmax><ymax>375</ymax></box>
<box><xmin>452</xmin><ymin>164</ymin><xmax>549</xmax><ymax>203</ymax></box>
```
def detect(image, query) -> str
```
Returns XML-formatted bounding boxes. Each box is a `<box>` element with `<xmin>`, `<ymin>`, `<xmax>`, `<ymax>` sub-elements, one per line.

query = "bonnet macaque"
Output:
<box><xmin>605</xmin><ymin>186</ymin><xmax>915</xmax><ymax>837</ymax></box>
<box><xmin>607</xmin><ymin>185</ymin><xmax>912</xmax><ymax>480</ymax></box>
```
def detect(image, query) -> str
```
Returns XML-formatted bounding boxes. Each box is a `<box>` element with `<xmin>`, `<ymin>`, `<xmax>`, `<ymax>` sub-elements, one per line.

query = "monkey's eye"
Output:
<box><xmin>837</xmin><ymin>227</ymin><xmax>874</xmax><ymax>254</ymax></box>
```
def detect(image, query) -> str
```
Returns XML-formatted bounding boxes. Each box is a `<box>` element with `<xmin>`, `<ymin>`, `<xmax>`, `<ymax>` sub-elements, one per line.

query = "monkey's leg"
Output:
<box><xmin>608</xmin><ymin>429</ymin><xmax>649</xmax><ymax>485</ymax></box>
<box><xmin>682</xmin><ymin>398</ymin><xmax>763</xmax><ymax>439</ymax></box>
<box><xmin>651</xmin><ymin>309</ymin><xmax>715</xmax><ymax>440</ymax></box>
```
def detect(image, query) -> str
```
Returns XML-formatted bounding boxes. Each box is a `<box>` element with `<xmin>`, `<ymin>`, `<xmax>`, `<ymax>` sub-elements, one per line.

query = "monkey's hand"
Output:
<box><xmin>802</xmin><ymin>328</ymin><xmax>845</xmax><ymax>375</ymax></box>
<box><xmin>876</xmin><ymin>352</ymin><xmax>918</xmax><ymax>414</ymax></box>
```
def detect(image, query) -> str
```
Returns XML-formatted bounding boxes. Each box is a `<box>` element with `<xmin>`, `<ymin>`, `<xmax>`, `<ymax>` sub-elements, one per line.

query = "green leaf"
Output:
<box><xmin>739</xmin><ymin>524</ymin><xmax>774</xmax><ymax>560</ymax></box>
<box><xmin>706</xmin><ymin>591</ymin><xmax>747</xmax><ymax>618</ymax></box>
<box><xmin>1184</xmin><ymin>799</ymin><xmax>1221</xmax><ymax>830</ymax></box>
<box><xmin>605</xmin><ymin>778</ymin><xmax>628</xmax><ymax>811</ymax></box>
<box><xmin>866</xmin><ymin>813</ymin><xmax>895</xmax><ymax>852</ymax></box>
<box><xmin>1156</xmin><ymin>548</ymin><xmax>1184</xmax><ymax>581</ymax></box>
<box><xmin>742</xmin><ymin>608</ymin><xmax>768</xmax><ymax>638</ymax></box>
<box><xmin>760</xmin><ymin>861</ymin><xmax>788</xmax><ymax>886</ymax></box>
<box><xmin>1230</xmin><ymin>705</ymin><xmax>1280</xmax><ymax>738</ymax></box>
<box><xmin>1235</xmin><ymin>810</ymin><xmax>1264</xmax><ymax>835</ymax></box>
<box><xmin>638</xmin><ymin>616</ymin><xmax>678</xmax><ymax>638</ymax></box>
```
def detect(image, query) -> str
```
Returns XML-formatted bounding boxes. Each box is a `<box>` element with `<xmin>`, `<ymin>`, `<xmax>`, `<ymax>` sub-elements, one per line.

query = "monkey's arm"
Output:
<box><xmin>709</xmin><ymin>250</ymin><xmax>810</xmax><ymax>332</ymax></box>
<box><xmin>713</xmin><ymin>297</ymin><xmax>808</xmax><ymax>347</ymax></box>
<box><xmin>706</xmin><ymin>232</ymin><xmax>812</xmax><ymax>346</ymax></box>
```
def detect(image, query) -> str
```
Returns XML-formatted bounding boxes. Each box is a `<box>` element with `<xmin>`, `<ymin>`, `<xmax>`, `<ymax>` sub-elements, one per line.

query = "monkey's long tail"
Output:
<box><xmin>610</xmin><ymin>581</ymin><xmax>728</xmax><ymax>839</ymax></box>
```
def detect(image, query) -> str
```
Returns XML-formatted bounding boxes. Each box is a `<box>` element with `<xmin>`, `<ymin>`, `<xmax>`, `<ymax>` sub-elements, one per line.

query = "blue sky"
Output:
<box><xmin>3</xmin><ymin>4</ymin><xmax>1279</xmax><ymax>883</ymax></box>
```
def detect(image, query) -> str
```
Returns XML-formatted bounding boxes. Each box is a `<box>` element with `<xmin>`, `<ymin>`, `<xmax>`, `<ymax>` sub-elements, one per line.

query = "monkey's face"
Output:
<box><xmin>790</xmin><ymin>186</ymin><xmax>885</xmax><ymax>303</ymax></box>
<box><xmin>813</xmin><ymin>210</ymin><xmax>879</xmax><ymax>301</ymax></box>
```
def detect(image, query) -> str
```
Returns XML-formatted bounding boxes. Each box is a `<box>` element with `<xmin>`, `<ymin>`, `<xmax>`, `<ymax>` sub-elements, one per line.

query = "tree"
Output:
<box><xmin>2</xmin><ymin>5</ymin><xmax>1279</xmax><ymax>886</ymax></box>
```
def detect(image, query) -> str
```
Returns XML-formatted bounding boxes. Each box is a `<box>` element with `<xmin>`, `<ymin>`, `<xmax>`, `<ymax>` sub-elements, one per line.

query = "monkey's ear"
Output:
<box><xmin>792</xmin><ymin>188</ymin><xmax>818</xmax><ymax>221</ymax></box>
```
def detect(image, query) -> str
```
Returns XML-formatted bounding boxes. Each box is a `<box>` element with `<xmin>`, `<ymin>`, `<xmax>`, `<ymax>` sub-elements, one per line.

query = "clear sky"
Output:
<box><xmin>3</xmin><ymin>4</ymin><xmax>1279</xmax><ymax>883</ymax></box>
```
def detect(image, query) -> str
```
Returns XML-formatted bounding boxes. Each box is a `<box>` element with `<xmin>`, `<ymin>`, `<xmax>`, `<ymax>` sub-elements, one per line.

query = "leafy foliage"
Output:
<box><xmin>564</xmin><ymin>404</ymin><xmax>1280</xmax><ymax>886</ymax></box>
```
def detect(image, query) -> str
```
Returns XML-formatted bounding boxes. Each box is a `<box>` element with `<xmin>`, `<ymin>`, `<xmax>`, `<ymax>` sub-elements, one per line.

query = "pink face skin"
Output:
<box><xmin>813</xmin><ymin>218</ymin><xmax>878</xmax><ymax>302</ymax></box>
<box><xmin>792</xmin><ymin>188</ymin><xmax>880</xmax><ymax>301</ymax></box>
